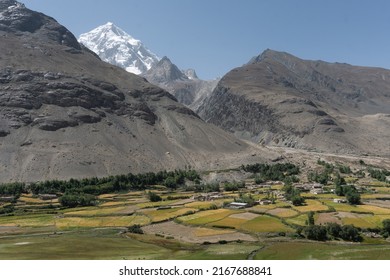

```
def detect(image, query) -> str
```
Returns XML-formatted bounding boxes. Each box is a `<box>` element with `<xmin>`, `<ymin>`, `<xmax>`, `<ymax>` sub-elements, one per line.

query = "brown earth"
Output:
<box><xmin>142</xmin><ymin>221</ymin><xmax>257</xmax><ymax>243</ymax></box>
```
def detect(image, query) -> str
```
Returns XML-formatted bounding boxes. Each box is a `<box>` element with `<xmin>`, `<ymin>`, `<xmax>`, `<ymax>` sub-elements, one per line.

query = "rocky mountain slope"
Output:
<box><xmin>198</xmin><ymin>49</ymin><xmax>390</xmax><ymax>157</ymax></box>
<box><xmin>143</xmin><ymin>56</ymin><xmax>219</xmax><ymax>111</ymax></box>
<box><xmin>78</xmin><ymin>22</ymin><xmax>159</xmax><ymax>75</ymax></box>
<box><xmin>0</xmin><ymin>1</ymin><xmax>276</xmax><ymax>183</ymax></box>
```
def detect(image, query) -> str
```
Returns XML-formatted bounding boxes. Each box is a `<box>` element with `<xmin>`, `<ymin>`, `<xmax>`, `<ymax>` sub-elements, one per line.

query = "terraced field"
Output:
<box><xmin>1</xmin><ymin>180</ymin><xmax>390</xmax><ymax>260</ymax></box>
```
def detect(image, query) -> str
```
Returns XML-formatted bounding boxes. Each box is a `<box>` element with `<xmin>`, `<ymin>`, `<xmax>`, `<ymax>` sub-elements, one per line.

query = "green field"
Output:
<box><xmin>254</xmin><ymin>241</ymin><xmax>390</xmax><ymax>260</ymax></box>
<box><xmin>2</xmin><ymin>176</ymin><xmax>390</xmax><ymax>260</ymax></box>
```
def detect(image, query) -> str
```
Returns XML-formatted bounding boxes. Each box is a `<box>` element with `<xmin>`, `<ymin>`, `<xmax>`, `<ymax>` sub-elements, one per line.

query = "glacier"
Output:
<box><xmin>79</xmin><ymin>22</ymin><xmax>160</xmax><ymax>75</ymax></box>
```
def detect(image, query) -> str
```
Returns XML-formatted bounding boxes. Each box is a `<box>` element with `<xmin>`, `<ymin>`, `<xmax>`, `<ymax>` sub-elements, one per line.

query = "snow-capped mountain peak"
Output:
<box><xmin>79</xmin><ymin>22</ymin><xmax>159</xmax><ymax>75</ymax></box>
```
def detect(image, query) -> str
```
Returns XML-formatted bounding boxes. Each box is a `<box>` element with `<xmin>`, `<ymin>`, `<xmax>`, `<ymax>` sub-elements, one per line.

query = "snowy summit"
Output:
<box><xmin>78</xmin><ymin>22</ymin><xmax>159</xmax><ymax>75</ymax></box>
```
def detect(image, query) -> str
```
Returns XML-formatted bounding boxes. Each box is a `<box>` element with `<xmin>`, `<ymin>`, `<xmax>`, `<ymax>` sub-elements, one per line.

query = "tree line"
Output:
<box><xmin>0</xmin><ymin>169</ymin><xmax>200</xmax><ymax>208</ymax></box>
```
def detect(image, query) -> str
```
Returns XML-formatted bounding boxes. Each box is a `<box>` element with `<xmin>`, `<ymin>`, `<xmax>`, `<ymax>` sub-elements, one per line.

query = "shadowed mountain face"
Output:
<box><xmin>198</xmin><ymin>49</ymin><xmax>390</xmax><ymax>157</ymax></box>
<box><xmin>143</xmin><ymin>56</ymin><xmax>219</xmax><ymax>111</ymax></box>
<box><xmin>0</xmin><ymin>1</ymin><xmax>274</xmax><ymax>183</ymax></box>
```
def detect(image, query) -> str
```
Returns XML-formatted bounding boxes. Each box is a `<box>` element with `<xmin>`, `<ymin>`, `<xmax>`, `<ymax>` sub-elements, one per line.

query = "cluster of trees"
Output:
<box><xmin>223</xmin><ymin>181</ymin><xmax>245</xmax><ymax>191</ymax></box>
<box><xmin>317</xmin><ymin>160</ymin><xmax>335</xmax><ymax>172</ymax></box>
<box><xmin>368</xmin><ymin>168</ymin><xmax>390</xmax><ymax>182</ymax></box>
<box><xmin>283</xmin><ymin>183</ymin><xmax>305</xmax><ymax>206</ymax></box>
<box><xmin>0</xmin><ymin>169</ymin><xmax>201</xmax><ymax>208</ymax></box>
<box><xmin>191</xmin><ymin>183</ymin><xmax>220</xmax><ymax>193</ymax></box>
<box><xmin>58</xmin><ymin>193</ymin><xmax>97</xmax><ymax>208</ymax></box>
<box><xmin>242</xmin><ymin>163</ymin><xmax>300</xmax><ymax>182</ymax></box>
<box><xmin>307</xmin><ymin>171</ymin><xmax>330</xmax><ymax>184</ymax></box>
<box><xmin>29</xmin><ymin>169</ymin><xmax>200</xmax><ymax>196</ymax></box>
<box><xmin>28</xmin><ymin>170</ymin><xmax>200</xmax><ymax>195</ymax></box>
<box><xmin>382</xmin><ymin>219</ymin><xmax>390</xmax><ymax>237</ymax></box>
<box><xmin>309</xmin><ymin>160</ymin><xmax>353</xmax><ymax>184</ymax></box>
<box><xmin>0</xmin><ymin>182</ymin><xmax>26</xmax><ymax>198</ymax></box>
<box><xmin>335</xmin><ymin>184</ymin><xmax>361</xmax><ymax>205</ymax></box>
<box><xmin>338</xmin><ymin>164</ymin><xmax>352</xmax><ymax>174</ymax></box>
<box><xmin>147</xmin><ymin>191</ymin><xmax>162</xmax><ymax>202</ymax></box>
<box><xmin>298</xmin><ymin>223</ymin><xmax>362</xmax><ymax>242</ymax></box>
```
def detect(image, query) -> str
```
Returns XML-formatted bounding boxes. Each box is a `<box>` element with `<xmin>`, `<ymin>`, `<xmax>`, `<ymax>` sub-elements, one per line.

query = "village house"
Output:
<box><xmin>258</xmin><ymin>199</ymin><xmax>273</xmax><ymax>205</ymax></box>
<box><xmin>227</xmin><ymin>202</ymin><xmax>248</xmax><ymax>209</ymax></box>
<box><xmin>333</xmin><ymin>198</ymin><xmax>347</xmax><ymax>204</ymax></box>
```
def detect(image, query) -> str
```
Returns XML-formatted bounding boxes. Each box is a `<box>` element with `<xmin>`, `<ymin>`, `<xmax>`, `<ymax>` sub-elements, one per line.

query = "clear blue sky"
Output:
<box><xmin>22</xmin><ymin>0</ymin><xmax>390</xmax><ymax>79</ymax></box>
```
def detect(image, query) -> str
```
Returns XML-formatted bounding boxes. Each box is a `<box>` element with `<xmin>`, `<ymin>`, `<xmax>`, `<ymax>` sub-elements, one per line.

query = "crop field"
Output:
<box><xmin>64</xmin><ymin>205</ymin><xmax>134</xmax><ymax>216</ymax></box>
<box><xmin>184</xmin><ymin>201</ymin><xmax>224</xmax><ymax>209</ymax></box>
<box><xmin>286</xmin><ymin>214</ymin><xmax>310</xmax><ymax>226</ymax></box>
<box><xmin>0</xmin><ymin>214</ymin><xmax>56</xmax><ymax>227</ymax></box>
<box><xmin>292</xmin><ymin>199</ymin><xmax>329</xmax><ymax>212</ymax></box>
<box><xmin>251</xmin><ymin>201</ymin><xmax>291</xmax><ymax>213</ymax></box>
<box><xmin>240</xmin><ymin>215</ymin><xmax>294</xmax><ymax>233</ymax></box>
<box><xmin>266</xmin><ymin>207</ymin><xmax>299</xmax><ymax>218</ymax></box>
<box><xmin>99</xmin><ymin>201</ymin><xmax>131</xmax><ymax>207</ymax></box>
<box><xmin>253</xmin><ymin>242</ymin><xmax>390</xmax><ymax>260</ymax></box>
<box><xmin>193</xmin><ymin>227</ymin><xmax>236</xmax><ymax>237</ymax></box>
<box><xmin>2</xmin><ymin>167</ymin><xmax>390</xmax><ymax>260</ymax></box>
<box><xmin>209</xmin><ymin>216</ymin><xmax>248</xmax><ymax>229</ymax></box>
<box><xmin>356</xmin><ymin>204</ymin><xmax>390</xmax><ymax>215</ymax></box>
<box><xmin>322</xmin><ymin>201</ymin><xmax>368</xmax><ymax>212</ymax></box>
<box><xmin>56</xmin><ymin>215</ymin><xmax>150</xmax><ymax>228</ymax></box>
<box><xmin>177</xmin><ymin>209</ymin><xmax>241</xmax><ymax>225</ymax></box>
<box><xmin>140</xmin><ymin>207</ymin><xmax>198</xmax><ymax>222</ymax></box>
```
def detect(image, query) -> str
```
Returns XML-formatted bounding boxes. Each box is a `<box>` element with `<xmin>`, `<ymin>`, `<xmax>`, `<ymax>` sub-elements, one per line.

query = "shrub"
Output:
<box><xmin>59</xmin><ymin>193</ymin><xmax>97</xmax><ymax>208</ymax></box>
<box><xmin>127</xmin><ymin>224</ymin><xmax>144</xmax><ymax>234</ymax></box>
<box><xmin>147</xmin><ymin>191</ymin><xmax>162</xmax><ymax>202</ymax></box>
<box><xmin>304</xmin><ymin>225</ymin><xmax>328</xmax><ymax>241</ymax></box>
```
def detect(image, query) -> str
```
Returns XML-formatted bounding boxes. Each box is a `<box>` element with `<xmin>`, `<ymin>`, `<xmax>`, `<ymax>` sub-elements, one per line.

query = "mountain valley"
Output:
<box><xmin>0</xmin><ymin>0</ymin><xmax>273</xmax><ymax>182</ymax></box>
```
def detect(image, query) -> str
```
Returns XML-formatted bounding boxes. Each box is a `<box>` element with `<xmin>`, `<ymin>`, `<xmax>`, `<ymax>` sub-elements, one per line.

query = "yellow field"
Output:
<box><xmin>56</xmin><ymin>214</ymin><xmax>150</xmax><ymax>229</ymax></box>
<box><xmin>98</xmin><ymin>194</ymin><xmax>117</xmax><ymax>199</ymax></box>
<box><xmin>341</xmin><ymin>215</ymin><xmax>378</xmax><ymax>228</ymax></box>
<box><xmin>194</xmin><ymin>227</ymin><xmax>236</xmax><ymax>237</ymax></box>
<box><xmin>361</xmin><ymin>194</ymin><xmax>390</xmax><ymax>199</ymax></box>
<box><xmin>140</xmin><ymin>207</ymin><xmax>198</xmax><ymax>222</ymax></box>
<box><xmin>178</xmin><ymin>209</ymin><xmax>241</xmax><ymax>225</ymax></box>
<box><xmin>251</xmin><ymin>201</ymin><xmax>290</xmax><ymax>212</ymax></box>
<box><xmin>240</xmin><ymin>215</ymin><xmax>294</xmax><ymax>233</ymax></box>
<box><xmin>209</xmin><ymin>217</ymin><xmax>247</xmax><ymax>229</ymax></box>
<box><xmin>356</xmin><ymin>205</ymin><xmax>390</xmax><ymax>215</ymax></box>
<box><xmin>136</xmin><ymin>199</ymin><xmax>179</xmax><ymax>209</ymax></box>
<box><xmin>293</xmin><ymin>199</ymin><xmax>329</xmax><ymax>212</ymax></box>
<box><xmin>99</xmin><ymin>201</ymin><xmax>131</xmax><ymax>207</ymax></box>
<box><xmin>18</xmin><ymin>195</ymin><xmax>59</xmax><ymax>204</ymax></box>
<box><xmin>267</xmin><ymin>208</ymin><xmax>299</xmax><ymax>218</ymax></box>
<box><xmin>0</xmin><ymin>214</ymin><xmax>56</xmax><ymax>227</ymax></box>
<box><xmin>64</xmin><ymin>206</ymin><xmax>131</xmax><ymax>216</ymax></box>
<box><xmin>184</xmin><ymin>201</ymin><xmax>223</xmax><ymax>209</ymax></box>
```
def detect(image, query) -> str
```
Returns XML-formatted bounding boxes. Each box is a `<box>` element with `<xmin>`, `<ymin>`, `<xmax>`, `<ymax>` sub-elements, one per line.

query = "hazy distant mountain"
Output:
<box><xmin>0</xmin><ymin>1</ymin><xmax>273</xmax><ymax>182</ymax></box>
<box><xmin>78</xmin><ymin>22</ymin><xmax>159</xmax><ymax>75</ymax></box>
<box><xmin>143</xmin><ymin>56</ymin><xmax>219</xmax><ymax>110</ymax></box>
<box><xmin>198</xmin><ymin>49</ymin><xmax>390</xmax><ymax>157</ymax></box>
